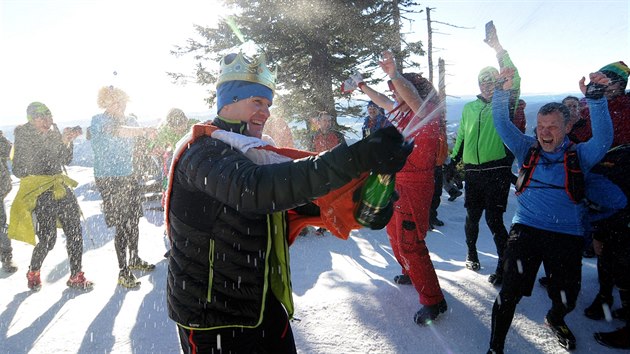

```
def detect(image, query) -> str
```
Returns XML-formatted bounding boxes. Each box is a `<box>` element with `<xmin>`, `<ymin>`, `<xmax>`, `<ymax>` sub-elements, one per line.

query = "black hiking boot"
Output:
<box><xmin>584</xmin><ymin>293</ymin><xmax>613</xmax><ymax>320</ymax></box>
<box><xmin>465</xmin><ymin>254</ymin><xmax>480</xmax><ymax>271</ymax></box>
<box><xmin>594</xmin><ymin>326</ymin><xmax>630</xmax><ymax>349</ymax></box>
<box><xmin>538</xmin><ymin>276</ymin><xmax>549</xmax><ymax>288</ymax></box>
<box><xmin>429</xmin><ymin>217</ymin><xmax>444</xmax><ymax>228</ymax></box>
<box><xmin>545</xmin><ymin>314</ymin><xmax>576</xmax><ymax>350</ymax></box>
<box><xmin>488</xmin><ymin>273</ymin><xmax>502</xmax><ymax>286</ymax></box>
<box><xmin>393</xmin><ymin>274</ymin><xmax>412</xmax><ymax>285</ymax></box>
<box><xmin>414</xmin><ymin>299</ymin><xmax>447</xmax><ymax>326</ymax></box>
<box><xmin>486</xmin><ymin>349</ymin><xmax>504</xmax><ymax>354</ymax></box>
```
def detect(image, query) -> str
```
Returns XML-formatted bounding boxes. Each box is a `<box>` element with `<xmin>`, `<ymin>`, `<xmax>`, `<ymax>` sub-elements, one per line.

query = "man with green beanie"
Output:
<box><xmin>445</xmin><ymin>23</ymin><xmax>521</xmax><ymax>286</ymax></box>
<box><xmin>10</xmin><ymin>102</ymin><xmax>92</xmax><ymax>290</ymax></box>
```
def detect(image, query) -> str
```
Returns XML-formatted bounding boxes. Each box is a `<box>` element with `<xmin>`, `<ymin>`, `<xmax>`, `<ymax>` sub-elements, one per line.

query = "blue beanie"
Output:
<box><xmin>217</xmin><ymin>80</ymin><xmax>273</xmax><ymax>113</ymax></box>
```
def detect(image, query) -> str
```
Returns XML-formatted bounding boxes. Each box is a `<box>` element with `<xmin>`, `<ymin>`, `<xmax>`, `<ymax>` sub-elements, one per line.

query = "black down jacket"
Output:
<box><xmin>167</xmin><ymin>118</ymin><xmax>365</xmax><ymax>329</ymax></box>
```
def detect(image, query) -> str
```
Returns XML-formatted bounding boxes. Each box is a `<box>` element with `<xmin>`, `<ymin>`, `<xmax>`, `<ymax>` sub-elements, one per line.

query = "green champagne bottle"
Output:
<box><xmin>354</xmin><ymin>173</ymin><xmax>396</xmax><ymax>227</ymax></box>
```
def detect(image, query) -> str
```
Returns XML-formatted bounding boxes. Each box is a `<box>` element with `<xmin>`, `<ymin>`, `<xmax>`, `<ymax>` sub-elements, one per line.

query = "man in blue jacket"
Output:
<box><xmin>487</xmin><ymin>69</ymin><xmax>613</xmax><ymax>353</ymax></box>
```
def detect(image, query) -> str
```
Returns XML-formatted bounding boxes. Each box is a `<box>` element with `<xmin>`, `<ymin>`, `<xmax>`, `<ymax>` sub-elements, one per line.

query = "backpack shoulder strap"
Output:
<box><xmin>564</xmin><ymin>142</ymin><xmax>585</xmax><ymax>203</ymax></box>
<box><xmin>515</xmin><ymin>143</ymin><xmax>540</xmax><ymax>194</ymax></box>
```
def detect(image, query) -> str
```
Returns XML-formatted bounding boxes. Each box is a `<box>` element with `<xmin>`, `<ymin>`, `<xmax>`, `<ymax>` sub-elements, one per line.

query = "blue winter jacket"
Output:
<box><xmin>90</xmin><ymin>113</ymin><xmax>138</xmax><ymax>178</ymax></box>
<box><xmin>493</xmin><ymin>89</ymin><xmax>613</xmax><ymax>236</ymax></box>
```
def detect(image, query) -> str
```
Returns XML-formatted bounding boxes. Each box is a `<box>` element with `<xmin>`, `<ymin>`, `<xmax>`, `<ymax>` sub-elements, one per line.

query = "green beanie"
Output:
<box><xmin>478</xmin><ymin>66</ymin><xmax>499</xmax><ymax>83</ymax></box>
<box><xmin>599</xmin><ymin>61</ymin><xmax>629</xmax><ymax>86</ymax></box>
<box><xmin>26</xmin><ymin>102</ymin><xmax>51</xmax><ymax>121</ymax></box>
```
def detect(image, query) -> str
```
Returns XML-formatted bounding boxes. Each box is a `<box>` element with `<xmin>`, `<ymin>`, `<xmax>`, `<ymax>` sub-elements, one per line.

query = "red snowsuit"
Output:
<box><xmin>386</xmin><ymin>107</ymin><xmax>444</xmax><ymax>307</ymax></box>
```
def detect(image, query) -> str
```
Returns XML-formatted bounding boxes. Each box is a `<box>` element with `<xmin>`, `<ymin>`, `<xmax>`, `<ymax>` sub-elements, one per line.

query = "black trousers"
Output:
<box><xmin>178</xmin><ymin>295</ymin><xmax>297</xmax><ymax>354</ymax></box>
<box><xmin>30</xmin><ymin>189</ymin><xmax>83</xmax><ymax>275</ymax></box>
<box><xmin>429</xmin><ymin>166</ymin><xmax>443</xmax><ymax>221</ymax></box>
<box><xmin>95</xmin><ymin>176</ymin><xmax>143</xmax><ymax>269</ymax></box>
<box><xmin>489</xmin><ymin>224</ymin><xmax>583</xmax><ymax>351</ymax></box>
<box><xmin>592</xmin><ymin>211</ymin><xmax>630</xmax><ymax>299</ymax></box>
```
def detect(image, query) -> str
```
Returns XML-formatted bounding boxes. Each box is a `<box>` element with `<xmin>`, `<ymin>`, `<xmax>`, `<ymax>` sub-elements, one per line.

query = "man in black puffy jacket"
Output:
<box><xmin>166</xmin><ymin>52</ymin><xmax>412</xmax><ymax>354</ymax></box>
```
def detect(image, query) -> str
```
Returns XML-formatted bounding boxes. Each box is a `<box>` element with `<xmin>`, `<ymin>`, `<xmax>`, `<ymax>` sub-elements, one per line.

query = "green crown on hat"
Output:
<box><xmin>216</xmin><ymin>52</ymin><xmax>277</xmax><ymax>92</ymax></box>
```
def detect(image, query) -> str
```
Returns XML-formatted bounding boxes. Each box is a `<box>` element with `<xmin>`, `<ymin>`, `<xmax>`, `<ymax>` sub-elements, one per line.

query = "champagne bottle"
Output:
<box><xmin>354</xmin><ymin>173</ymin><xmax>395</xmax><ymax>227</ymax></box>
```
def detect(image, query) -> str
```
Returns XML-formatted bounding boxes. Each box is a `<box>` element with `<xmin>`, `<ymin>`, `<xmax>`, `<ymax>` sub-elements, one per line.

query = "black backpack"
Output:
<box><xmin>590</xmin><ymin>144</ymin><xmax>630</xmax><ymax>206</ymax></box>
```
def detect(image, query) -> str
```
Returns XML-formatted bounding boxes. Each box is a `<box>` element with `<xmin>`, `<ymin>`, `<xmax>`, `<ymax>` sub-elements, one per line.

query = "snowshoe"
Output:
<box><xmin>414</xmin><ymin>299</ymin><xmax>447</xmax><ymax>326</ymax></box>
<box><xmin>545</xmin><ymin>314</ymin><xmax>576</xmax><ymax>350</ymax></box>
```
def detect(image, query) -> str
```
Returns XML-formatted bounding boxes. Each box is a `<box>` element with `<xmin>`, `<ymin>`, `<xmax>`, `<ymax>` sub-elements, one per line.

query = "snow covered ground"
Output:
<box><xmin>0</xmin><ymin>163</ymin><xmax>627</xmax><ymax>353</ymax></box>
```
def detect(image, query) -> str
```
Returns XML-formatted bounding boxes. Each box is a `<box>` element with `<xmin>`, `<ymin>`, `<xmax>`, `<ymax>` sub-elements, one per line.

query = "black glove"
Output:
<box><xmin>585</xmin><ymin>82</ymin><xmax>607</xmax><ymax>100</ymax></box>
<box><xmin>349</xmin><ymin>126</ymin><xmax>413</xmax><ymax>175</ymax></box>
<box><xmin>453</xmin><ymin>174</ymin><xmax>463</xmax><ymax>190</ymax></box>
<box><xmin>443</xmin><ymin>160</ymin><xmax>457</xmax><ymax>183</ymax></box>
<box><xmin>366</xmin><ymin>200</ymin><xmax>394</xmax><ymax>230</ymax></box>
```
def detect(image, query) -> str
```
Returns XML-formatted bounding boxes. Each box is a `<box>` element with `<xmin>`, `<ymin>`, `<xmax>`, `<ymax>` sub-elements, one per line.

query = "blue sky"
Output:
<box><xmin>0</xmin><ymin>0</ymin><xmax>628</xmax><ymax>125</ymax></box>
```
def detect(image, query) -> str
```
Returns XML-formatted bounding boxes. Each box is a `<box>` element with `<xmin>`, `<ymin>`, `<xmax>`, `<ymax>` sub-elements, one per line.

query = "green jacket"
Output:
<box><xmin>451</xmin><ymin>50</ymin><xmax>521</xmax><ymax>166</ymax></box>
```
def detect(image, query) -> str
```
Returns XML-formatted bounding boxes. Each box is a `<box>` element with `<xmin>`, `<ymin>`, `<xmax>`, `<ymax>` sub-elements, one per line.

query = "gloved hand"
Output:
<box><xmin>584</xmin><ymin>82</ymin><xmax>607</xmax><ymax>100</ymax></box>
<box><xmin>350</xmin><ymin>71</ymin><xmax>364</xmax><ymax>86</ymax></box>
<box><xmin>349</xmin><ymin>126</ymin><xmax>413</xmax><ymax>174</ymax></box>
<box><xmin>341</xmin><ymin>77</ymin><xmax>357</xmax><ymax>94</ymax></box>
<box><xmin>340</xmin><ymin>71</ymin><xmax>365</xmax><ymax>94</ymax></box>
<box><xmin>443</xmin><ymin>160</ymin><xmax>458</xmax><ymax>183</ymax></box>
<box><xmin>366</xmin><ymin>200</ymin><xmax>394</xmax><ymax>230</ymax></box>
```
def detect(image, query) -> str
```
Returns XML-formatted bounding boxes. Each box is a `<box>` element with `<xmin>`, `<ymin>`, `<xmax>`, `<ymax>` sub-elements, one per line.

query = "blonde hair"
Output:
<box><xmin>97</xmin><ymin>86</ymin><xmax>129</xmax><ymax>109</ymax></box>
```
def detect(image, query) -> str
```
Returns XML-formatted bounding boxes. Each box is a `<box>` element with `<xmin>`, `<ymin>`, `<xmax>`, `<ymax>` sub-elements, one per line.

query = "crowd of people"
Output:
<box><xmin>0</xmin><ymin>24</ymin><xmax>628</xmax><ymax>354</ymax></box>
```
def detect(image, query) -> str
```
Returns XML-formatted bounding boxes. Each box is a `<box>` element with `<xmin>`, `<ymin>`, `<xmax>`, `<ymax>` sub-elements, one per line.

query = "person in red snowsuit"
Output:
<box><xmin>307</xmin><ymin>111</ymin><xmax>346</xmax><ymax>152</ymax></box>
<box><xmin>349</xmin><ymin>50</ymin><xmax>447</xmax><ymax>325</ymax></box>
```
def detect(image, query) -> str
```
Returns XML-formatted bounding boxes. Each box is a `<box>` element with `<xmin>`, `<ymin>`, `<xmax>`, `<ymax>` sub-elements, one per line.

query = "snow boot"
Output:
<box><xmin>27</xmin><ymin>270</ymin><xmax>41</xmax><ymax>291</ymax></box>
<box><xmin>594</xmin><ymin>326</ymin><xmax>630</xmax><ymax>349</ymax></box>
<box><xmin>584</xmin><ymin>293</ymin><xmax>613</xmax><ymax>320</ymax></box>
<box><xmin>447</xmin><ymin>189</ymin><xmax>462</xmax><ymax>202</ymax></box>
<box><xmin>1</xmin><ymin>256</ymin><xmax>17</xmax><ymax>273</ymax></box>
<box><xmin>129</xmin><ymin>257</ymin><xmax>155</xmax><ymax>271</ymax></box>
<box><xmin>66</xmin><ymin>271</ymin><xmax>94</xmax><ymax>290</ymax></box>
<box><xmin>118</xmin><ymin>268</ymin><xmax>141</xmax><ymax>288</ymax></box>
<box><xmin>429</xmin><ymin>217</ymin><xmax>444</xmax><ymax>228</ymax></box>
<box><xmin>538</xmin><ymin>276</ymin><xmax>549</xmax><ymax>288</ymax></box>
<box><xmin>393</xmin><ymin>274</ymin><xmax>412</xmax><ymax>285</ymax></box>
<box><xmin>488</xmin><ymin>273</ymin><xmax>503</xmax><ymax>286</ymax></box>
<box><xmin>486</xmin><ymin>350</ymin><xmax>504</xmax><ymax>354</ymax></box>
<box><xmin>465</xmin><ymin>254</ymin><xmax>480</xmax><ymax>271</ymax></box>
<box><xmin>545</xmin><ymin>313</ymin><xmax>576</xmax><ymax>350</ymax></box>
<box><xmin>414</xmin><ymin>299</ymin><xmax>447</xmax><ymax>326</ymax></box>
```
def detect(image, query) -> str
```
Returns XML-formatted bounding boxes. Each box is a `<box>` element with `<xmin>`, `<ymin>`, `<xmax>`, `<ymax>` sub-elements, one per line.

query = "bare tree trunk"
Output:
<box><xmin>309</xmin><ymin>39</ymin><xmax>337</xmax><ymax>121</ymax></box>
<box><xmin>426</xmin><ymin>7</ymin><xmax>434</xmax><ymax>83</ymax></box>
<box><xmin>391</xmin><ymin>0</ymin><xmax>404</xmax><ymax>69</ymax></box>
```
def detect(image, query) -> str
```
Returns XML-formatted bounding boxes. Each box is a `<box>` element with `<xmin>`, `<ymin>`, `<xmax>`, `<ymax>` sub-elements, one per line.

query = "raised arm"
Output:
<box><xmin>492</xmin><ymin>68</ymin><xmax>534</xmax><ymax>162</ymax></box>
<box><xmin>577</xmin><ymin>73</ymin><xmax>613</xmax><ymax>171</ymax></box>
<box><xmin>379</xmin><ymin>51</ymin><xmax>425</xmax><ymax>113</ymax></box>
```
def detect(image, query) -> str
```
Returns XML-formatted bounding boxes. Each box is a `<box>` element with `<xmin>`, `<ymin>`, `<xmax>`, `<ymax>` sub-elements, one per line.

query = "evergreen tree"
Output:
<box><xmin>170</xmin><ymin>0</ymin><xmax>424</xmax><ymax>141</ymax></box>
